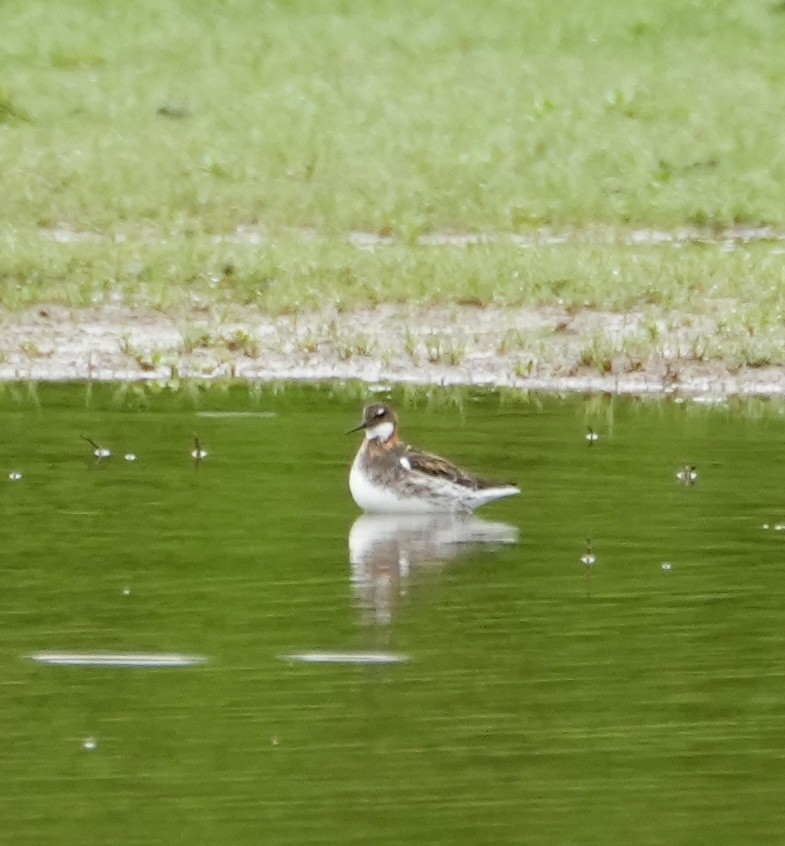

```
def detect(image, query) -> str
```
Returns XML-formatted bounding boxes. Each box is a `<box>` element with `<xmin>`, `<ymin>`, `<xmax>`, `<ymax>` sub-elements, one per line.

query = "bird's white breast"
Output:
<box><xmin>350</xmin><ymin>453</ymin><xmax>448</xmax><ymax>514</ymax></box>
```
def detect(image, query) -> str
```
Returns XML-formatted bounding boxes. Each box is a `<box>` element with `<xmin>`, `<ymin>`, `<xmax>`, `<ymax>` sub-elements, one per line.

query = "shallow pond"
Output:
<box><xmin>2</xmin><ymin>382</ymin><xmax>785</xmax><ymax>844</ymax></box>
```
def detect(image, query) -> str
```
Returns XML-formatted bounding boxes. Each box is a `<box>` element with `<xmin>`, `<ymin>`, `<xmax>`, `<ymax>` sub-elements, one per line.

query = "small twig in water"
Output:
<box><xmin>191</xmin><ymin>434</ymin><xmax>208</xmax><ymax>461</ymax></box>
<box><xmin>82</xmin><ymin>435</ymin><xmax>111</xmax><ymax>459</ymax></box>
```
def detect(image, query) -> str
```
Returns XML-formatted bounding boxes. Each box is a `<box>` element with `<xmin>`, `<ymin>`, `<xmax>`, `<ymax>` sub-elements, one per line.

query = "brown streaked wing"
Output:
<box><xmin>403</xmin><ymin>447</ymin><xmax>493</xmax><ymax>490</ymax></box>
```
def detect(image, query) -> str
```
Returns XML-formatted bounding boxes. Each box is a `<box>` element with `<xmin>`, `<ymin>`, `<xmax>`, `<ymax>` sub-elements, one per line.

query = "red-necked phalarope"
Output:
<box><xmin>348</xmin><ymin>404</ymin><xmax>520</xmax><ymax>513</ymax></box>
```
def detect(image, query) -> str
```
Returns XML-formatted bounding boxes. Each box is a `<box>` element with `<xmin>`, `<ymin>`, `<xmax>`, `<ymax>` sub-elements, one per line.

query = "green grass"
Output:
<box><xmin>3</xmin><ymin>230</ymin><xmax>784</xmax><ymax>316</ymax></box>
<box><xmin>3</xmin><ymin>0</ymin><xmax>785</xmax><ymax>234</ymax></box>
<box><xmin>1</xmin><ymin>0</ymin><xmax>785</xmax><ymax>336</ymax></box>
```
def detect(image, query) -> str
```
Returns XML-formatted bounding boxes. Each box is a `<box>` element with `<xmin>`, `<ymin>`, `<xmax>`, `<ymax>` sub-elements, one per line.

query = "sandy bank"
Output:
<box><xmin>2</xmin><ymin>304</ymin><xmax>784</xmax><ymax>398</ymax></box>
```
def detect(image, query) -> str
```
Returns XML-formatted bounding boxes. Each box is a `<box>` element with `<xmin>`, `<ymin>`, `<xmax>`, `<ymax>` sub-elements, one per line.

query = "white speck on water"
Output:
<box><xmin>283</xmin><ymin>651</ymin><xmax>409</xmax><ymax>665</ymax></box>
<box><xmin>775</xmin><ymin>524</ymin><xmax>785</xmax><ymax>532</ymax></box>
<box><xmin>30</xmin><ymin>652</ymin><xmax>208</xmax><ymax>668</ymax></box>
<box><xmin>8</xmin><ymin>472</ymin><xmax>22</xmax><ymax>481</ymax></box>
<box><xmin>763</xmin><ymin>523</ymin><xmax>770</xmax><ymax>530</ymax></box>
<box><xmin>661</xmin><ymin>562</ymin><xmax>673</xmax><ymax>571</ymax></box>
<box><xmin>122</xmin><ymin>586</ymin><xmax>131</xmax><ymax>596</ymax></box>
<box><xmin>82</xmin><ymin>737</ymin><xmax>98</xmax><ymax>751</ymax></box>
<box><xmin>676</xmin><ymin>465</ymin><xmax>698</xmax><ymax>484</ymax></box>
<box><xmin>94</xmin><ymin>447</ymin><xmax>111</xmax><ymax>458</ymax></box>
<box><xmin>580</xmin><ymin>539</ymin><xmax>596</xmax><ymax>567</ymax></box>
<box><xmin>585</xmin><ymin>429</ymin><xmax>599</xmax><ymax>443</ymax></box>
<box><xmin>124</xmin><ymin>453</ymin><xmax>137</xmax><ymax>462</ymax></box>
<box><xmin>191</xmin><ymin>448</ymin><xmax>208</xmax><ymax>460</ymax></box>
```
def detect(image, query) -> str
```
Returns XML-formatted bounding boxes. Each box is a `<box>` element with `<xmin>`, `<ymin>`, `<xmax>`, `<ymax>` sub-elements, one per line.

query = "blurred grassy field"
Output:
<box><xmin>1</xmin><ymin>0</ymin><xmax>784</xmax><ymax>329</ymax></box>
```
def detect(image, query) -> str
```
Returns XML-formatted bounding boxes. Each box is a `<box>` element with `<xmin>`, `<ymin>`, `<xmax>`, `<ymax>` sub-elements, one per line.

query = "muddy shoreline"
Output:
<box><xmin>2</xmin><ymin>304</ymin><xmax>785</xmax><ymax>398</ymax></box>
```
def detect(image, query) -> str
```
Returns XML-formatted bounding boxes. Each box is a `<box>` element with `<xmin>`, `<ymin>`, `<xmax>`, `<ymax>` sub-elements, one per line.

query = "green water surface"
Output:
<box><xmin>1</xmin><ymin>382</ymin><xmax>784</xmax><ymax>845</ymax></box>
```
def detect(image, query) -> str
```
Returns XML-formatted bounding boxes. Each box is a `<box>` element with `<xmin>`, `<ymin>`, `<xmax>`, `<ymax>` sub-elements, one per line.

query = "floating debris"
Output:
<box><xmin>692</xmin><ymin>395</ymin><xmax>727</xmax><ymax>407</ymax></box>
<box><xmin>661</xmin><ymin>561</ymin><xmax>673</xmax><ymax>571</ymax></box>
<box><xmin>195</xmin><ymin>411</ymin><xmax>276</xmax><ymax>419</ymax></box>
<box><xmin>122</xmin><ymin>586</ymin><xmax>131</xmax><ymax>596</ymax></box>
<box><xmin>124</xmin><ymin>453</ymin><xmax>137</xmax><ymax>462</ymax></box>
<box><xmin>8</xmin><ymin>472</ymin><xmax>22</xmax><ymax>481</ymax></box>
<box><xmin>29</xmin><ymin>652</ymin><xmax>207</xmax><ymax>668</ymax></box>
<box><xmin>580</xmin><ymin>539</ymin><xmax>596</xmax><ymax>567</ymax></box>
<box><xmin>82</xmin><ymin>436</ymin><xmax>111</xmax><ymax>459</ymax></box>
<box><xmin>82</xmin><ymin>737</ymin><xmax>98</xmax><ymax>751</ymax></box>
<box><xmin>585</xmin><ymin>427</ymin><xmax>599</xmax><ymax>445</ymax></box>
<box><xmin>191</xmin><ymin>435</ymin><xmax>208</xmax><ymax>461</ymax></box>
<box><xmin>676</xmin><ymin>465</ymin><xmax>698</xmax><ymax>485</ymax></box>
<box><xmin>283</xmin><ymin>651</ymin><xmax>409</xmax><ymax>665</ymax></box>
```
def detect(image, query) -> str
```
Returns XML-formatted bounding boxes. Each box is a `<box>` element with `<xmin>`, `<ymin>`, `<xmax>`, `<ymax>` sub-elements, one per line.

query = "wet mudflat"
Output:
<box><xmin>2</xmin><ymin>382</ymin><xmax>785</xmax><ymax>844</ymax></box>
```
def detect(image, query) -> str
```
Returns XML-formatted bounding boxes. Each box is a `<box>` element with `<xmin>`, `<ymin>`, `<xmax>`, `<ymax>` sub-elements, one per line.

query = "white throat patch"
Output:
<box><xmin>365</xmin><ymin>420</ymin><xmax>394</xmax><ymax>442</ymax></box>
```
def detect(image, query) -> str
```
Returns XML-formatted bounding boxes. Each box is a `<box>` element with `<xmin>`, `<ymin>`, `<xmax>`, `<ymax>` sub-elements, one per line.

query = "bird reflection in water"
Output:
<box><xmin>349</xmin><ymin>514</ymin><xmax>519</xmax><ymax>625</ymax></box>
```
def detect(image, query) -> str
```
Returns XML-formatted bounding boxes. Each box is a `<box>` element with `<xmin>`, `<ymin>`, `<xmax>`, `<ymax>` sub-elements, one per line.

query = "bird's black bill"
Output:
<box><xmin>346</xmin><ymin>421</ymin><xmax>366</xmax><ymax>434</ymax></box>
